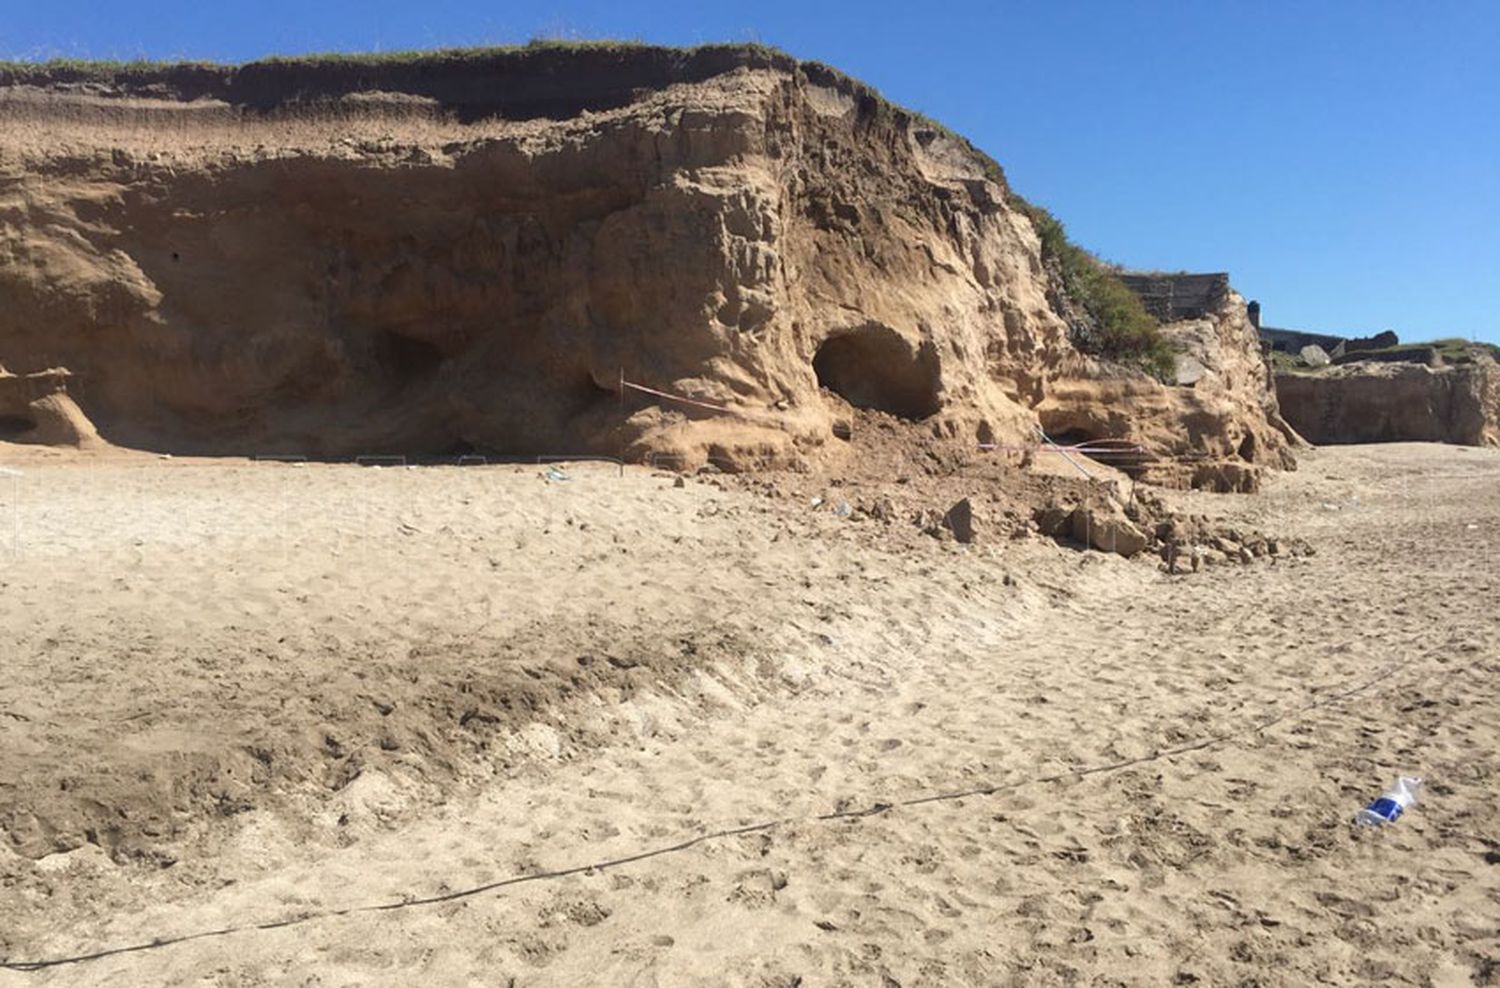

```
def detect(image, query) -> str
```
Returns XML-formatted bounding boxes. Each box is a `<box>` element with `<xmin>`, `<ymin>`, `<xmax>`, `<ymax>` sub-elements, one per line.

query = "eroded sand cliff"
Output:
<box><xmin>1277</xmin><ymin>354</ymin><xmax>1500</xmax><ymax>446</ymax></box>
<box><xmin>0</xmin><ymin>45</ymin><xmax>1293</xmax><ymax>487</ymax></box>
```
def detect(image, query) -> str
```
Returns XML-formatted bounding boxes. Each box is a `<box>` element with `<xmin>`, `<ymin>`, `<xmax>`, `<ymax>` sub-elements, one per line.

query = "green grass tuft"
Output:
<box><xmin>1351</xmin><ymin>338</ymin><xmax>1500</xmax><ymax>365</ymax></box>
<box><xmin>0</xmin><ymin>39</ymin><xmax>793</xmax><ymax>80</ymax></box>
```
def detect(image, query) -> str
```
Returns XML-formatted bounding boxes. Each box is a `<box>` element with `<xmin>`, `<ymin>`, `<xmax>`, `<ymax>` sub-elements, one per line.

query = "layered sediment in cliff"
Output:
<box><xmin>1036</xmin><ymin>287</ymin><xmax>1299</xmax><ymax>491</ymax></box>
<box><xmin>1277</xmin><ymin>356</ymin><xmax>1500</xmax><ymax>446</ymax></box>
<box><xmin>0</xmin><ymin>45</ymin><xmax>1294</xmax><ymax>487</ymax></box>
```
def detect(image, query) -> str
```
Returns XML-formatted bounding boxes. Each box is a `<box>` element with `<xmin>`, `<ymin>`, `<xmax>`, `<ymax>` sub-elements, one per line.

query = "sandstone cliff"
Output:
<box><xmin>1038</xmin><ymin>288</ymin><xmax>1299</xmax><ymax>491</ymax></box>
<box><xmin>0</xmin><ymin>44</ymin><xmax>1294</xmax><ymax>487</ymax></box>
<box><xmin>1277</xmin><ymin>354</ymin><xmax>1500</xmax><ymax>446</ymax></box>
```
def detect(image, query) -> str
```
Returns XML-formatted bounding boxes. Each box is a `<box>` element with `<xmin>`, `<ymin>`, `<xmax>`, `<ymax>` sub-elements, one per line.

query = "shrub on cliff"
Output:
<box><xmin>1008</xmin><ymin>197</ymin><xmax>1174</xmax><ymax>381</ymax></box>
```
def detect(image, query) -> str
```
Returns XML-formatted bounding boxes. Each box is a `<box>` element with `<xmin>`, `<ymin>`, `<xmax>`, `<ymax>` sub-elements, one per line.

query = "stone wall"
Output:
<box><xmin>1117</xmin><ymin>272</ymin><xmax>1229</xmax><ymax>322</ymax></box>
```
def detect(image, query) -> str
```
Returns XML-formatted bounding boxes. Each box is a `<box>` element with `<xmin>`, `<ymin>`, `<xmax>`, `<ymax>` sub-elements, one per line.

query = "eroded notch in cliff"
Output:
<box><xmin>814</xmin><ymin>325</ymin><xmax>940</xmax><ymax>420</ymax></box>
<box><xmin>0</xmin><ymin>413</ymin><xmax>37</xmax><ymax>437</ymax></box>
<box><xmin>377</xmin><ymin>331</ymin><xmax>445</xmax><ymax>387</ymax></box>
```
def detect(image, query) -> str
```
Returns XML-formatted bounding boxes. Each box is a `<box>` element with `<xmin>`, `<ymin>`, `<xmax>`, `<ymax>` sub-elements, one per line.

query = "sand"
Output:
<box><xmin>1</xmin><ymin>443</ymin><xmax>1496</xmax><ymax>985</ymax></box>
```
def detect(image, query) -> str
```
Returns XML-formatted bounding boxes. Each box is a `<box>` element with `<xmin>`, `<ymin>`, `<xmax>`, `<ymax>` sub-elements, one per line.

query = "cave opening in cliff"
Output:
<box><xmin>1036</xmin><ymin>420</ymin><xmax>1151</xmax><ymax>478</ymax></box>
<box><xmin>377</xmin><ymin>330</ymin><xmax>445</xmax><ymax>386</ymax></box>
<box><xmin>813</xmin><ymin>326</ymin><xmax>941</xmax><ymax>421</ymax></box>
<box><xmin>0</xmin><ymin>414</ymin><xmax>36</xmax><ymax>437</ymax></box>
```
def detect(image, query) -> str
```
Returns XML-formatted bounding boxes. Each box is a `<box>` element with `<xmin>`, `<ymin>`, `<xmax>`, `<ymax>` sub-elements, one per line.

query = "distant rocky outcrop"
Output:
<box><xmin>1261</xmin><ymin>326</ymin><xmax>1400</xmax><ymax>360</ymax></box>
<box><xmin>1276</xmin><ymin>351</ymin><xmax>1500</xmax><ymax>446</ymax></box>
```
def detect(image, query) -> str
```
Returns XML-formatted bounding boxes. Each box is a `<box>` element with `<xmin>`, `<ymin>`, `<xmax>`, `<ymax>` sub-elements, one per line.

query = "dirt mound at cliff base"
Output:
<box><xmin>713</xmin><ymin>410</ymin><xmax>1307</xmax><ymax>564</ymax></box>
<box><xmin>2</xmin><ymin>618</ymin><xmax>758</xmax><ymax>864</ymax></box>
<box><xmin>0</xmin><ymin>371</ymin><xmax>100</xmax><ymax>448</ymax></box>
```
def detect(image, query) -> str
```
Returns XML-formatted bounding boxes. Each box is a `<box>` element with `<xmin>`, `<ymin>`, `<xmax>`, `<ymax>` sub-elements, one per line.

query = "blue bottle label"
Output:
<box><xmin>1367</xmin><ymin>797</ymin><xmax>1402</xmax><ymax>822</ymax></box>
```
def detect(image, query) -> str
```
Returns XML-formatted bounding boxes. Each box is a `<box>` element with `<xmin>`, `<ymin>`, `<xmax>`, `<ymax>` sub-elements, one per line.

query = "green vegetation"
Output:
<box><xmin>1270</xmin><ymin>350</ymin><xmax>1322</xmax><ymax>374</ymax></box>
<box><xmin>1345</xmin><ymin>338</ymin><xmax>1500</xmax><ymax>365</ymax></box>
<box><xmin>1410</xmin><ymin>338</ymin><xmax>1499</xmax><ymax>363</ymax></box>
<box><xmin>1006</xmin><ymin>197</ymin><xmax>1174</xmax><ymax>381</ymax></box>
<box><xmin>0</xmin><ymin>57</ymin><xmax>192</xmax><ymax>79</ymax></box>
<box><xmin>868</xmin><ymin>97</ymin><xmax>1169</xmax><ymax>380</ymax></box>
<box><xmin>0</xmin><ymin>39</ymin><xmax>790</xmax><ymax>80</ymax></box>
<box><xmin>1274</xmin><ymin>337</ymin><xmax>1498</xmax><ymax>374</ymax></box>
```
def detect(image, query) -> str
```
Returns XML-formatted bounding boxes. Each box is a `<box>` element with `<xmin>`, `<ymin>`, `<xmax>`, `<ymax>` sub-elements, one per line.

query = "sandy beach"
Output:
<box><xmin>1</xmin><ymin>442</ymin><xmax>1497</xmax><ymax>985</ymax></box>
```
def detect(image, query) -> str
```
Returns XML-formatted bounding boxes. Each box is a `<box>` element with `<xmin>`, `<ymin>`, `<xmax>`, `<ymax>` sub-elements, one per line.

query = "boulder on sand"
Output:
<box><xmin>944</xmin><ymin>498</ymin><xmax>976</xmax><ymax>544</ymax></box>
<box><xmin>1069</xmin><ymin>501</ymin><xmax>1148</xmax><ymax>558</ymax></box>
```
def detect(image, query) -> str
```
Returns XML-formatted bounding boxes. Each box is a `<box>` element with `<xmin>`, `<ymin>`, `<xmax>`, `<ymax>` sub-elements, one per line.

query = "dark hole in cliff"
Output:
<box><xmin>571</xmin><ymin>372</ymin><xmax>622</xmax><ymax>419</ymax></box>
<box><xmin>1238</xmin><ymin>432</ymin><xmax>1257</xmax><ymax>462</ymax></box>
<box><xmin>377</xmin><ymin>331</ymin><xmax>444</xmax><ymax>386</ymax></box>
<box><xmin>1037</xmin><ymin>422</ymin><xmax>1149</xmax><ymax>478</ymax></box>
<box><xmin>814</xmin><ymin>327</ymin><xmax>940</xmax><ymax>421</ymax></box>
<box><xmin>0</xmin><ymin>414</ymin><xmax>37</xmax><ymax>437</ymax></box>
<box><xmin>171</xmin><ymin>251</ymin><xmax>180</xmax><ymax>262</ymax></box>
<box><xmin>443</xmin><ymin>439</ymin><xmax>477</xmax><ymax>456</ymax></box>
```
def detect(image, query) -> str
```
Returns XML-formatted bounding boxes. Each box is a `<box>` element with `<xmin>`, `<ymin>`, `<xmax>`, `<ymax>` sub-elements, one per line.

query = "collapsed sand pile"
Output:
<box><xmin>0</xmin><ymin>367</ymin><xmax>98</xmax><ymax>447</ymax></box>
<box><xmin>1277</xmin><ymin>351</ymin><xmax>1500</xmax><ymax>446</ymax></box>
<box><xmin>0</xmin><ymin>45</ymin><xmax>1293</xmax><ymax>489</ymax></box>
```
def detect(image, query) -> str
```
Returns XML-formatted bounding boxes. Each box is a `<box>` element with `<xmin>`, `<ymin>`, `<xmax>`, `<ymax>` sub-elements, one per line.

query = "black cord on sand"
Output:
<box><xmin>0</xmin><ymin>648</ymin><xmax>1467</xmax><ymax>973</ymax></box>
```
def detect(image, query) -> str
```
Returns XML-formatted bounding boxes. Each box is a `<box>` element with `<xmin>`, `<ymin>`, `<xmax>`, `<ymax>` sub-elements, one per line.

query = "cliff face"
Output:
<box><xmin>0</xmin><ymin>46</ymin><xmax>1294</xmax><ymax>487</ymax></box>
<box><xmin>1277</xmin><ymin>358</ymin><xmax>1500</xmax><ymax>446</ymax></box>
<box><xmin>1039</xmin><ymin>291</ymin><xmax>1299</xmax><ymax>491</ymax></box>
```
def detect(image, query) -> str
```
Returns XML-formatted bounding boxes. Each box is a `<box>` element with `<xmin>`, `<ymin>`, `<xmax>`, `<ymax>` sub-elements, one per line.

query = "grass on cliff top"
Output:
<box><xmin>1275</xmin><ymin>338</ymin><xmax>1499</xmax><ymax>374</ymax></box>
<box><xmin>2</xmin><ymin>39</ymin><xmax>1172</xmax><ymax>380</ymax></box>
<box><xmin>0</xmin><ymin>39</ymin><xmax>788</xmax><ymax>80</ymax></box>
<box><xmin>1357</xmin><ymin>338</ymin><xmax>1500</xmax><ymax>364</ymax></box>
<box><xmin>1409</xmin><ymin>338</ymin><xmax>1497</xmax><ymax>360</ymax></box>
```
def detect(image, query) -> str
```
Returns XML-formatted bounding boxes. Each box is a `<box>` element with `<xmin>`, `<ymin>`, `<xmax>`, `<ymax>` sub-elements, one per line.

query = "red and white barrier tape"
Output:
<box><xmin>978</xmin><ymin>441</ymin><xmax>1148</xmax><ymax>455</ymax></box>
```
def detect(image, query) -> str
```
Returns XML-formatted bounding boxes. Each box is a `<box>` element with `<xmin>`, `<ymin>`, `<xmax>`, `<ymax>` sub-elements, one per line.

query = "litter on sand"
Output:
<box><xmin>1355</xmin><ymin>776</ymin><xmax>1423</xmax><ymax>826</ymax></box>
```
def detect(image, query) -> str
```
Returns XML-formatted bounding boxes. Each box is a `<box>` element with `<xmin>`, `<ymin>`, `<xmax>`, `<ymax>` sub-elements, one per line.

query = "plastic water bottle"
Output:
<box><xmin>1355</xmin><ymin>777</ymin><xmax>1423</xmax><ymax>826</ymax></box>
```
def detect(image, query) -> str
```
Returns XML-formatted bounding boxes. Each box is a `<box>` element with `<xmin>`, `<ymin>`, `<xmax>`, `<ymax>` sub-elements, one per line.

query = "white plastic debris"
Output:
<box><xmin>1355</xmin><ymin>776</ymin><xmax>1423</xmax><ymax>826</ymax></box>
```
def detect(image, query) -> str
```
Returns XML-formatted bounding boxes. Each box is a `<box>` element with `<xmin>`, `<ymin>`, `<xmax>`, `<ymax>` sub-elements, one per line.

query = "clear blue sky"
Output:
<box><xmin>5</xmin><ymin>1</ymin><xmax>1496</xmax><ymax>343</ymax></box>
